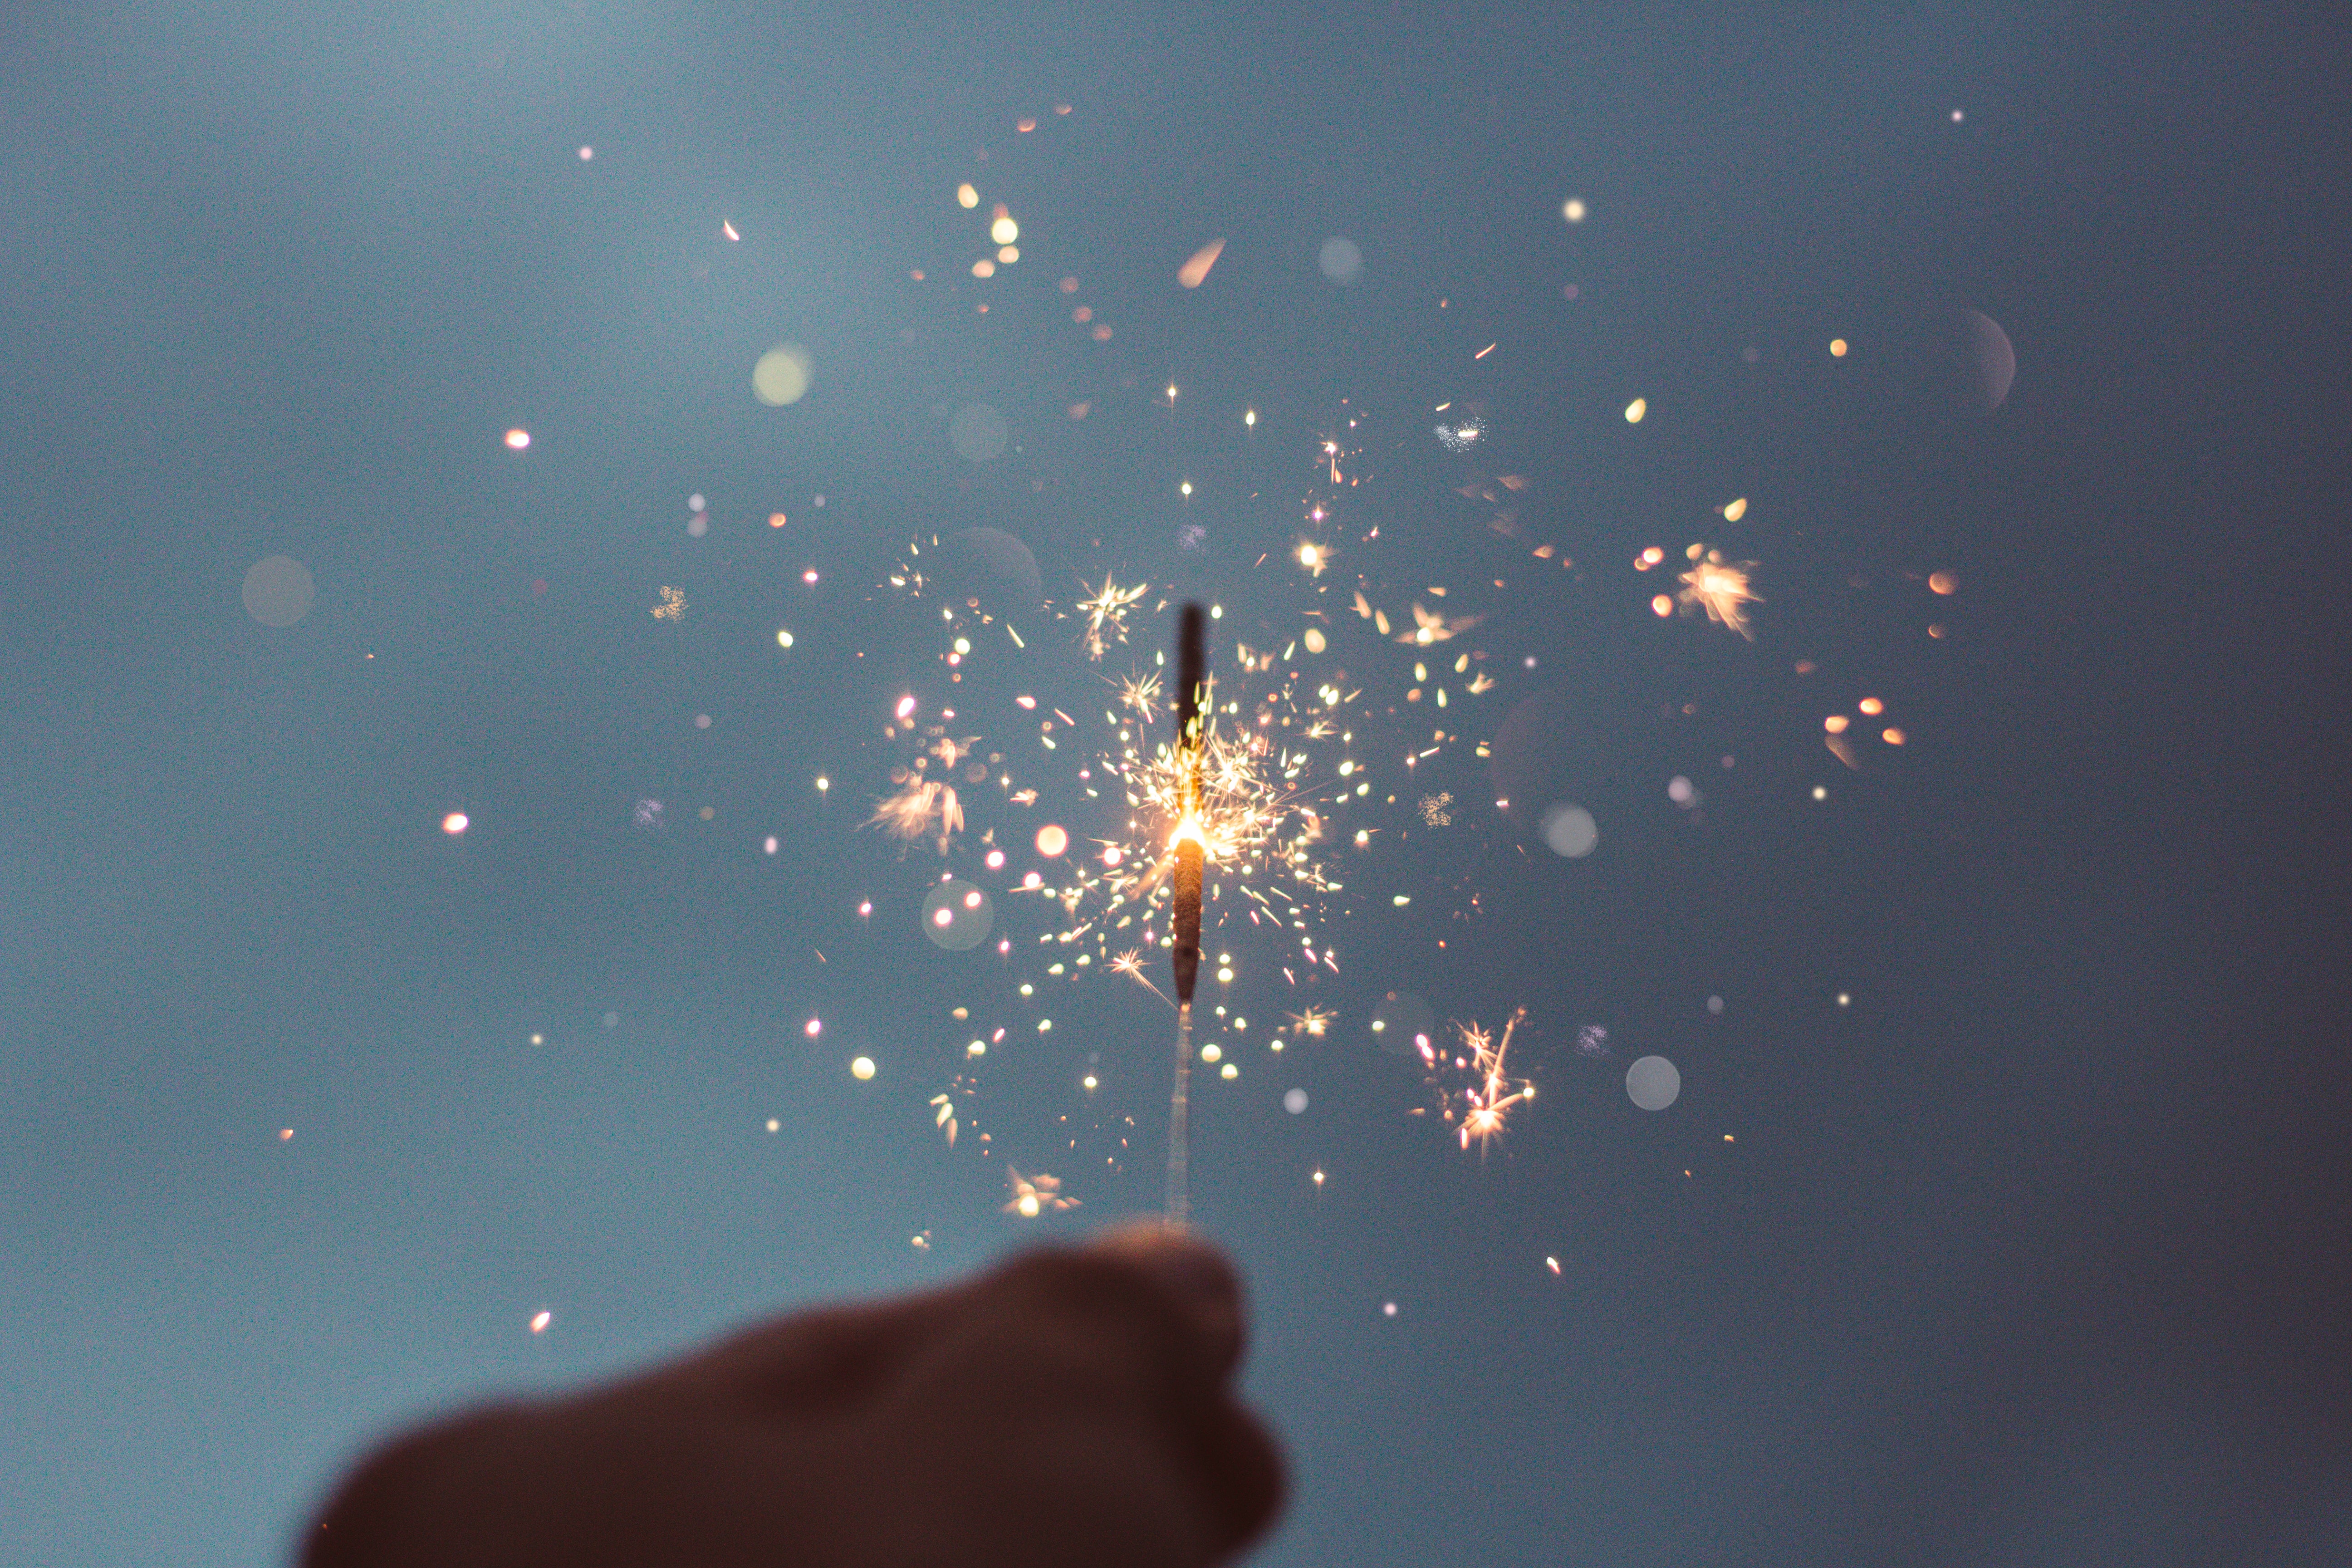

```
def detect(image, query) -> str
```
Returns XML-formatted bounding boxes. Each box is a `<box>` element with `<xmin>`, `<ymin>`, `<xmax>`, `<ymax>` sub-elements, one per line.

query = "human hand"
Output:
<box><xmin>304</xmin><ymin>1225</ymin><xmax>1286</xmax><ymax>1567</ymax></box>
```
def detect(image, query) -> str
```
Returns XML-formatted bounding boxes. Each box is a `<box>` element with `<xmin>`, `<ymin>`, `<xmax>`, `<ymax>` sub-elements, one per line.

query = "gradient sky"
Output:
<box><xmin>4</xmin><ymin>5</ymin><xmax>2348</xmax><ymax>1564</ymax></box>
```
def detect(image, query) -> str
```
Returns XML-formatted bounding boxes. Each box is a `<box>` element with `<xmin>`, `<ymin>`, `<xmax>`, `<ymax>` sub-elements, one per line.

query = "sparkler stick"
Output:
<box><xmin>1166</xmin><ymin>603</ymin><xmax>1208</xmax><ymax>1225</ymax></box>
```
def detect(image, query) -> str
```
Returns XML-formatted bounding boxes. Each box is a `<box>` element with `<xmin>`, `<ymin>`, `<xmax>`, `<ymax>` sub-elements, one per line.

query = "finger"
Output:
<box><xmin>1068</xmin><ymin>1234</ymin><xmax>1283</xmax><ymax>1557</ymax></box>
<box><xmin>953</xmin><ymin>1240</ymin><xmax>1284</xmax><ymax>1560</ymax></box>
<box><xmin>682</xmin><ymin>1282</ymin><xmax>983</xmax><ymax>1411</ymax></box>
<box><xmin>1184</xmin><ymin>1398</ymin><xmax>1289</xmax><ymax>1560</ymax></box>
<box><xmin>664</xmin><ymin>1229</ymin><xmax>1241</xmax><ymax>1414</ymax></box>
<box><xmin>1088</xmin><ymin>1224</ymin><xmax>1248</xmax><ymax>1381</ymax></box>
<box><xmin>976</xmin><ymin>1241</ymin><xmax>1241</xmax><ymax>1401</ymax></box>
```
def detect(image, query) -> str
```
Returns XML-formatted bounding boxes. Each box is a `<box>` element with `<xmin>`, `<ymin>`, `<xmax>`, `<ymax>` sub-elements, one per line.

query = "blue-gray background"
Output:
<box><xmin>4</xmin><ymin>4</ymin><xmax>2347</xmax><ymax>1563</ymax></box>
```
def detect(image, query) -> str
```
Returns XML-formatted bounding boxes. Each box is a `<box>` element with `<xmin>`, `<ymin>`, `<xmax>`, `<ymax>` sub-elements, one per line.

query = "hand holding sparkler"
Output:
<box><xmin>304</xmin><ymin>1227</ymin><xmax>1284</xmax><ymax>1568</ymax></box>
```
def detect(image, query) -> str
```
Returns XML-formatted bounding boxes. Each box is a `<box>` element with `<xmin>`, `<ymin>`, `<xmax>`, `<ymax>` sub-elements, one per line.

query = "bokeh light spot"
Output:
<box><xmin>922</xmin><ymin>880</ymin><xmax>995</xmax><ymax>950</ymax></box>
<box><xmin>1626</xmin><ymin>1055</ymin><xmax>1681</xmax><ymax>1111</ymax></box>
<box><xmin>753</xmin><ymin>344</ymin><xmax>812</xmax><ymax>406</ymax></box>
<box><xmin>242</xmin><ymin>555</ymin><xmax>316</xmax><ymax>627</ymax></box>
<box><xmin>1370</xmin><ymin>990</ymin><xmax>1435</xmax><ymax>1057</ymax></box>
<box><xmin>949</xmin><ymin>402</ymin><xmax>1009</xmax><ymax>462</ymax></box>
<box><xmin>1539</xmin><ymin>803</ymin><xmax>1599</xmax><ymax>858</ymax></box>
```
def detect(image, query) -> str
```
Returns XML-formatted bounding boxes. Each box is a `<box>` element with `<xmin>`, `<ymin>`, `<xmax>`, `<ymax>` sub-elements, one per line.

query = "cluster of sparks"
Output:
<box><xmin>1418</xmin><ymin>1009</ymin><xmax>1536</xmax><ymax>1151</ymax></box>
<box><xmin>1076</xmin><ymin>576</ymin><xmax>1152</xmax><ymax>660</ymax></box>
<box><xmin>1677</xmin><ymin>551</ymin><xmax>1762</xmax><ymax>639</ymax></box>
<box><xmin>358</xmin><ymin>113</ymin><xmax>1977</xmax><ymax>1287</ymax></box>
<box><xmin>802</xmin><ymin>179</ymin><xmax>1961</xmax><ymax>1220</ymax></box>
<box><xmin>865</xmin><ymin>732</ymin><xmax>979</xmax><ymax>853</ymax></box>
<box><xmin>1003</xmin><ymin>1166</ymin><xmax>1077</xmax><ymax>1216</ymax></box>
<box><xmin>1025</xmin><ymin>673</ymin><xmax>1346</xmax><ymax>980</ymax></box>
<box><xmin>1636</xmin><ymin>543</ymin><xmax>1763</xmax><ymax>639</ymax></box>
<box><xmin>854</xmin><ymin>398</ymin><xmax>1778</xmax><ymax>1205</ymax></box>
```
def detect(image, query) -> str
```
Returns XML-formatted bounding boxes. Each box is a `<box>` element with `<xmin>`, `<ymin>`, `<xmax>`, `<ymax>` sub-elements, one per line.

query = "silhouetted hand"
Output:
<box><xmin>304</xmin><ymin>1226</ymin><xmax>1285</xmax><ymax>1567</ymax></box>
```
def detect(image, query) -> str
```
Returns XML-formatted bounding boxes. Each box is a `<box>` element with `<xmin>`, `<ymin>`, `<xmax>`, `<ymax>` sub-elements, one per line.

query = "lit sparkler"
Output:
<box><xmin>1166</xmin><ymin>603</ymin><xmax>1208</xmax><ymax>1225</ymax></box>
<box><xmin>1016</xmin><ymin>645</ymin><xmax>1343</xmax><ymax>973</ymax></box>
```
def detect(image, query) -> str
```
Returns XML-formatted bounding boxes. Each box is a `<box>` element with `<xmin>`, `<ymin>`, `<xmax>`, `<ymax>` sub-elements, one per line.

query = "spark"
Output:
<box><xmin>1114</xmin><ymin>668</ymin><xmax>1164</xmax><ymax>723</ymax></box>
<box><xmin>1108</xmin><ymin>947</ymin><xmax>1171</xmax><ymax>1005</ymax></box>
<box><xmin>866</xmin><ymin>776</ymin><xmax>964</xmax><ymax>853</ymax></box>
<box><xmin>1075</xmin><ymin>575</ymin><xmax>1151</xmax><ymax>660</ymax></box>
<box><xmin>1676</xmin><ymin>553</ymin><xmax>1762</xmax><ymax>638</ymax></box>
<box><xmin>1400</xmin><ymin>602</ymin><xmax>1483</xmax><ymax>645</ymax></box>
<box><xmin>1434</xmin><ymin>416</ymin><xmax>1486</xmax><ymax>453</ymax></box>
<box><xmin>1421</xmin><ymin>1008</ymin><xmax>1536</xmax><ymax>1151</ymax></box>
<box><xmin>1004</xmin><ymin>1166</ymin><xmax>1077</xmax><ymax>1217</ymax></box>
<box><xmin>1177</xmin><ymin>238</ymin><xmax>1225</xmax><ymax>289</ymax></box>
<box><xmin>1285</xmin><ymin>1007</ymin><xmax>1334</xmax><ymax>1038</ymax></box>
<box><xmin>651</xmin><ymin>585</ymin><xmax>687</xmax><ymax>622</ymax></box>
